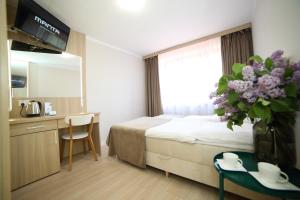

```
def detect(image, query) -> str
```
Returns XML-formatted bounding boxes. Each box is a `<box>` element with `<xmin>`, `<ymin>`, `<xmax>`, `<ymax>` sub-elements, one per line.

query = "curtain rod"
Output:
<box><xmin>143</xmin><ymin>23</ymin><xmax>252</xmax><ymax>59</ymax></box>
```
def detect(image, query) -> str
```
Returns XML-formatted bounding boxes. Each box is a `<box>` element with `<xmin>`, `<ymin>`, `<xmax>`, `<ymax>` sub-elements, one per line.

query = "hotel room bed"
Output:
<box><xmin>107</xmin><ymin>115</ymin><xmax>277</xmax><ymax>200</ymax></box>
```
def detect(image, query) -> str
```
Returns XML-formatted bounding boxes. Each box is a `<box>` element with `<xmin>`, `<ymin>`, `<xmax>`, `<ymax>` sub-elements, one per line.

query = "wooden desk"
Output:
<box><xmin>9</xmin><ymin>112</ymin><xmax>101</xmax><ymax>190</ymax></box>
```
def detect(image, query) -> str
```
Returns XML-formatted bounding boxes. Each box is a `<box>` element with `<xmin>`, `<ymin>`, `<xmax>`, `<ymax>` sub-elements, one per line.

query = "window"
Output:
<box><xmin>158</xmin><ymin>37</ymin><xmax>222</xmax><ymax>115</ymax></box>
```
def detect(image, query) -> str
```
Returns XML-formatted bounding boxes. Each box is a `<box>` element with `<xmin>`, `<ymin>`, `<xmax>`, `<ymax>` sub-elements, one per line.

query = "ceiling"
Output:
<box><xmin>35</xmin><ymin>0</ymin><xmax>255</xmax><ymax>56</ymax></box>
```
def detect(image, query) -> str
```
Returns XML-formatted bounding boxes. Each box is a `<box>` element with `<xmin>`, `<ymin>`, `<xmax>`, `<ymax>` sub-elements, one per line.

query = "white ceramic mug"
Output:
<box><xmin>223</xmin><ymin>153</ymin><xmax>243</xmax><ymax>168</ymax></box>
<box><xmin>258</xmin><ymin>162</ymin><xmax>289</xmax><ymax>183</ymax></box>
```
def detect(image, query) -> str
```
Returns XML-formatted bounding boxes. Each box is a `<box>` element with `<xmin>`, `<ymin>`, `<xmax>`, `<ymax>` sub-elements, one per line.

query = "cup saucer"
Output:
<box><xmin>216</xmin><ymin>159</ymin><xmax>247</xmax><ymax>172</ymax></box>
<box><xmin>249</xmin><ymin>171</ymin><xmax>300</xmax><ymax>191</ymax></box>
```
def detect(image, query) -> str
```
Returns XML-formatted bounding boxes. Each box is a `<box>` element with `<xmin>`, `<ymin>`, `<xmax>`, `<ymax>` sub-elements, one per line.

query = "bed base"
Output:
<box><xmin>146</xmin><ymin>151</ymin><xmax>278</xmax><ymax>200</ymax></box>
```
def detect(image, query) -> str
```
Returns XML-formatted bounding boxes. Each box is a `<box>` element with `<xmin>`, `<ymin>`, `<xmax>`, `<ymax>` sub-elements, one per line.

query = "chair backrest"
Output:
<box><xmin>64</xmin><ymin>114</ymin><xmax>94</xmax><ymax>126</ymax></box>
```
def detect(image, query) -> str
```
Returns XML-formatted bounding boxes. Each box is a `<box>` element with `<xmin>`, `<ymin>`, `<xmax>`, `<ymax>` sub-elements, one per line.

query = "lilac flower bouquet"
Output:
<box><xmin>210</xmin><ymin>50</ymin><xmax>300</xmax><ymax>130</ymax></box>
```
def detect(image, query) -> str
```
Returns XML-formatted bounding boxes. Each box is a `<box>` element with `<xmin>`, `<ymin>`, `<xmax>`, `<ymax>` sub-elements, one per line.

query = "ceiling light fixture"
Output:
<box><xmin>117</xmin><ymin>0</ymin><xmax>145</xmax><ymax>12</ymax></box>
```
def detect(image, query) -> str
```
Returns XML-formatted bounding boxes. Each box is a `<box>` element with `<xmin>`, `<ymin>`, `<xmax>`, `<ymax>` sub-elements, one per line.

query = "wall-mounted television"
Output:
<box><xmin>11</xmin><ymin>75</ymin><xmax>27</xmax><ymax>88</ymax></box>
<box><xmin>14</xmin><ymin>0</ymin><xmax>70</xmax><ymax>51</ymax></box>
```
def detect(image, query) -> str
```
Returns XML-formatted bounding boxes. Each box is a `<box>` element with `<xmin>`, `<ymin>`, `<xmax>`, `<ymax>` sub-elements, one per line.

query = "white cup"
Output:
<box><xmin>223</xmin><ymin>153</ymin><xmax>243</xmax><ymax>168</ymax></box>
<box><xmin>258</xmin><ymin>162</ymin><xmax>289</xmax><ymax>183</ymax></box>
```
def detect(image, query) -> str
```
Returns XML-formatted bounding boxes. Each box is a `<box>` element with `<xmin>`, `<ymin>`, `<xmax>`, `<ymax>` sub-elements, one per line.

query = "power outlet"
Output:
<box><xmin>18</xmin><ymin>100</ymin><xmax>29</xmax><ymax>107</ymax></box>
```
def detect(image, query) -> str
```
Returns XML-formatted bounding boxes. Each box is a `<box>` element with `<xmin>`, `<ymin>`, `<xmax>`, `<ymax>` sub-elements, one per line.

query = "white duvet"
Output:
<box><xmin>145</xmin><ymin>115</ymin><xmax>254</xmax><ymax>150</ymax></box>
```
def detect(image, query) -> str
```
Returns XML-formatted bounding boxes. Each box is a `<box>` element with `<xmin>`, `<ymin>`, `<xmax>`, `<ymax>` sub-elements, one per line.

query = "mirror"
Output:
<box><xmin>8</xmin><ymin>41</ymin><xmax>82</xmax><ymax>99</ymax></box>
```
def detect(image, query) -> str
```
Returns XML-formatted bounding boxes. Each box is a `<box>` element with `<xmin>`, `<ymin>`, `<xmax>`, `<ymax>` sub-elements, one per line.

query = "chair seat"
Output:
<box><xmin>62</xmin><ymin>131</ymin><xmax>88</xmax><ymax>140</ymax></box>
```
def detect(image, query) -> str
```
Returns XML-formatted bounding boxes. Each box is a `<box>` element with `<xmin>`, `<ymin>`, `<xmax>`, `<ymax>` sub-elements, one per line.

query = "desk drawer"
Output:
<box><xmin>10</xmin><ymin>120</ymin><xmax>58</xmax><ymax>136</ymax></box>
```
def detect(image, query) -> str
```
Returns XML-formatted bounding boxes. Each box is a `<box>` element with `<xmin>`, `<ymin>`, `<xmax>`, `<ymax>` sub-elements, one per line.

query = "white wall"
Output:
<box><xmin>252</xmin><ymin>0</ymin><xmax>300</xmax><ymax>60</ymax></box>
<box><xmin>252</xmin><ymin>0</ymin><xmax>300</xmax><ymax>168</ymax></box>
<box><xmin>86</xmin><ymin>39</ymin><xmax>146</xmax><ymax>145</ymax></box>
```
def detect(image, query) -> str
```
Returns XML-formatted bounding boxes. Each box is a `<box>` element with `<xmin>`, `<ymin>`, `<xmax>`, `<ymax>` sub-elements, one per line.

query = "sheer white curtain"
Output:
<box><xmin>158</xmin><ymin>37</ymin><xmax>222</xmax><ymax>115</ymax></box>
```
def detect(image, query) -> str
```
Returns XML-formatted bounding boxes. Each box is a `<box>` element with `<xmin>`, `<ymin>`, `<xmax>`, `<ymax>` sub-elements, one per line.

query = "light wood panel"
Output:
<box><xmin>0</xmin><ymin>0</ymin><xmax>12</xmax><ymax>199</ymax></box>
<box><xmin>12</xmin><ymin>153</ymin><xmax>246</xmax><ymax>200</ymax></box>
<box><xmin>144</xmin><ymin>23</ymin><xmax>252</xmax><ymax>59</ymax></box>
<box><xmin>10</xmin><ymin>120</ymin><xmax>58</xmax><ymax>137</ymax></box>
<box><xmin>11</xmin><ymin>130</ymin><xmax>60</xmax><ymax>190</ymax></box>
<box><xmin>65</xmin><ymin>30</ymin><xmax>87</xmax><ymax>112</ymax></box>
<box><xmin>10</xmin><ymin>97</ymin><xmax>83</xmax><ymax>118</ymax></box>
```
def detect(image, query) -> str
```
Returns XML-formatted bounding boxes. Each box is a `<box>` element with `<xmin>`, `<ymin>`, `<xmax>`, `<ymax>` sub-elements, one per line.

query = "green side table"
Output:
<box><xmin>214</xmin><ymin>151</ymin><xmax>300</xmax><ymax>200</ymax></box>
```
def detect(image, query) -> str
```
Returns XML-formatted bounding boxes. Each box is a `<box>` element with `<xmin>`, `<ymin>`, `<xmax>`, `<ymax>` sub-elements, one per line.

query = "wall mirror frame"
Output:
<box><xmin>8</xmin><ymin>40</ymin><xmax>83</xmax><ymax>100</ymax></box>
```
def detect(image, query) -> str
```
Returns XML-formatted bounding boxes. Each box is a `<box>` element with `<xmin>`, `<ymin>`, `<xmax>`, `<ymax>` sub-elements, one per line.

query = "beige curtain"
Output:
<box><xmin>145</xmin><ymin>56</ymin><xmax>162</xmax><ymax>117</ymax></box>
<box><xmin>221</xmin><ymin>28</ymin><xmax>254</xmax><ymax>75</ymax></box>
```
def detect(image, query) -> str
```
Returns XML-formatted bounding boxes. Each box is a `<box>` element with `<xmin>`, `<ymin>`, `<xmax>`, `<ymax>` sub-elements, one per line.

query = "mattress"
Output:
<box><xmin>146</xmin><ymin>115</ymin><xmax>253</xmax><ymax>150</ymax></box>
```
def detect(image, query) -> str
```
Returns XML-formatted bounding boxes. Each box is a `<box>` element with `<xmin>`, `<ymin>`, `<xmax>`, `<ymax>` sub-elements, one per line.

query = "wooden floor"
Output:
<box><xmin>12</xmin><ymin>151</ymin><xmax>247</xmax><ymax>200</ymax></box>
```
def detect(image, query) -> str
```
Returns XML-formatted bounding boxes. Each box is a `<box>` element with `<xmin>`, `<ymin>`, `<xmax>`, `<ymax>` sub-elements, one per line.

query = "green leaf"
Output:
<box><xmin>237</xmin><ymin>102</ymin><xmax>247</xmax><ymax>111</ymax></box>
<box><xmin>233</xmin><ymin>113</ymin><xmax>246</xmax><ymax>126</ymax></box>
<box><xmin>258</xmin><ymin>98</ymin><xmax>271</xmax><ymax>106</ymax></box>
<box><xmin>265</xmin><ymin>58</ymin><xmax>273</xmax><ymax>71</ymax></box>
<box><xmin>253</xmin><ymin>103</ymin><xmax>271</xmax><ymax>121</ymax></box>
<box><xmin>228</xmin><ymin>91</ymin><xmax>239</xmax><ymax>105</ymax></box>
<box><xmin>214</xmin><ymin>108</ymin><xmax>225</xmax><ymax>116</ymax></box>
<box><xmin>284</xmin><ymin>67</ymin><xmax>294</xmax><ymax>79</ymax></box>
<box><xmin>285</xmin><ymin>98</ymin><xmax>298</xmax><ymax>110</ymax></box>
<box><xmin>249</xmin><ymin>55</ymin><xmax>263</xmax><ymax>63</ymax></box>
<box><xmin>248</xmin><ymin>107</ymin><xmax>256</xmax><ymax>119</ymax></box>
<box><xmin>285</xmin><ymin>83</ymin><xmax>297</xmax><ymax>97</ymax></box>
<box><xmin>227</xmin><ymin>120</ymin><xmax>233</xmax><ymax>131</ymax></box>
<box><xmin>255</xmin><ymin>70</ymin><xmax>269</xmax><ymax>76</ymax></box>
<box><xmin>232</xmin><ymin>63</ymin><xmax>246</xmax><ymax>75</ymax></box>
<box><xmin>270</xmin><ymin>99</ymin><xmax>294</xmax><ymax>112</ymax></box>
<box><xmin>234</xmin><ymin>119</ymin><xmax>243</xmax><ymax>126</ymax></box>
<box><xmin>217</xmin><ymin>76</ymin><xmax>228</xmax><ymax>94</ymax></box>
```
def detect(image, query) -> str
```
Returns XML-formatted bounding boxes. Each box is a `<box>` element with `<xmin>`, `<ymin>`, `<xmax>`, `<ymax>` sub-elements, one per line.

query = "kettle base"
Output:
<box><xmin>26</xmin><ymin>114</ymin><xmax>41</xmax><ymax>117</ymax></box>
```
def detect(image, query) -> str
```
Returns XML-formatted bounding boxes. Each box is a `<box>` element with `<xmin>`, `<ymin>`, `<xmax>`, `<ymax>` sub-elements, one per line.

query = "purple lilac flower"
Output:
<box><xmin>271</xmin><ymin>68</ymin><xmax>285</xmax><ymax>78</ymax></box>
<box><xmin>242</xmin><ymin>90</ymin><xmax>253</xmax><ymax>99</ymax></box>
<box><xmin>258</xmin><ymin>75</ymin><xmax>280</xmax><ymax>90</ymax></box>
<box><xmin>256</xmin><ymin>89</ymin><xmax>268</xmax><ymax>99</ymax></box>
<box><xmin>271</xmin><ymin>50</ymin><xmax>284</xmax><ymax>60</ymax></box>
<box><xmin>253</xmin><ymin>63</ymin><xmax>264</xmax><ymax>71</ymax></box>
<box><xmin>242</xmin><ymin>65</ymin><xmax>255</xmax><ymax>81</ymax></box>
<box><xmin>226</xmin><ymin>106</ymin><xmax>238</xmax><ymax>113</ymax></box>
<box><xmin>276</xmin><ymin>58</ymin><xmax>288</xmax><ymax>68</ymax></box>
<box><xmin>266</xmin><ymin>88</ymin><xmax>286</xmax><ymax>98</ymax></box>
<box><xmin>271</xmin><ymin>50</ymin><xmax>288</xmax><ymax>68</ymax></box>
<box><xmin>241</xmin><ymin>88</ymin><xmax>258</xmax><ymax>103</ymax></box>
<box><xmin>248</xmin><ymin>97</ymin><xmax>257</xmax><ymax>103</ymax></box>
<box><xmin>213</xmin><ymin>96</ymin><xmax>226</xmax><ymax>106</ymax></box>
<box><xmin>292</xmin><ymin>70</ymin><xmax>300</xmax><ymax>85</ymax></box>
<box><xmin>228</xmin><ymin>80</ymin><xmax>253</xmax><ymax>93</ymax></box>
<box><xmin>291</xmin><ymin>61</ymin><xmax>300</xmax><ymax>71</ymax></box>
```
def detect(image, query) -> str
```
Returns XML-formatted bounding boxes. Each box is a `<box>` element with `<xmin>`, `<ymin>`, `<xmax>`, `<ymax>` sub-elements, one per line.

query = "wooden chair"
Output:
<box><xmin>60</xmin><ymin>114</ymin><xmax>98</xmax><ymax>171</ymax></box>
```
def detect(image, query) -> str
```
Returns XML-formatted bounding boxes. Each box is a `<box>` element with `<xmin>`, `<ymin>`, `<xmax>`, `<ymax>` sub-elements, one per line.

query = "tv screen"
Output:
<box><xmin>11</xmin><ymin>75</ymin><xmax>27</xmax><ymax>88</ymax></box>
<box><xmin>14</xmin><ymin>0</ymin><xmax>70</xmax><ymax>51</ymax></box>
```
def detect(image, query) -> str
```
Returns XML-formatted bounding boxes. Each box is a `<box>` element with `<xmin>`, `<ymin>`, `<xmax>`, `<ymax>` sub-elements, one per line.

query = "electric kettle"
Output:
<box><xmin>20</xmin><ymin>100</ymin><xmax>42</xmax><ymax>117</ymax></box>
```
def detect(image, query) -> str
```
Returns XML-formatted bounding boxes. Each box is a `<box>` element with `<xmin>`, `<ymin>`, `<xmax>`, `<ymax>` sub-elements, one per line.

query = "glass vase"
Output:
<box><xmin>253</xmin><ymin>120</ymin><xmax>296</xmax><ymax>169</ymax></box>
